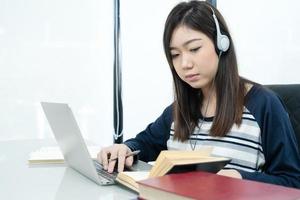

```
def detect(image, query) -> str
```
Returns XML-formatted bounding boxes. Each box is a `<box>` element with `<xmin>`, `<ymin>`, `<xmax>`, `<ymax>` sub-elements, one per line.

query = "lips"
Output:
<box><xmin>185</xmin><ymin>73</ymin><xmax>200</xmax><ymax>82</ymax></box>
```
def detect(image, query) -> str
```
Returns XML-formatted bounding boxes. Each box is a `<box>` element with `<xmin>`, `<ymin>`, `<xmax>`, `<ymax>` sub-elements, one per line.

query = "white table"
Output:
<box><xmin>0</xmin><ymin>139</ymin><xmax>136</xmax><ymax>200</ymax></box>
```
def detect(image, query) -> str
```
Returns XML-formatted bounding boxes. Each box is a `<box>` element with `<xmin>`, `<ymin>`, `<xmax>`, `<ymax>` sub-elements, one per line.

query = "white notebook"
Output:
<box><xmin>28</xmin><ymin>146</ymin><xmax>100</xmax><ymax>164</ymax></box>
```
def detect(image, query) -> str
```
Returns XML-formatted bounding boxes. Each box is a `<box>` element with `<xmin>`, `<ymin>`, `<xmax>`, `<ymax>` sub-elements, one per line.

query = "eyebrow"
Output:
<box><xmin>170</xmin><ymin>38</ymin><xmax>202</xmax><ymax>50</ymax></box>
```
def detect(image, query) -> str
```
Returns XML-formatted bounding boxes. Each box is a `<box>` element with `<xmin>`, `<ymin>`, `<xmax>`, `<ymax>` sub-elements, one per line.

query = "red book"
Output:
<box><xmin>138</xmin><ymin>171</ymin><xmax>300</xmax><ymax>200</ymax></box>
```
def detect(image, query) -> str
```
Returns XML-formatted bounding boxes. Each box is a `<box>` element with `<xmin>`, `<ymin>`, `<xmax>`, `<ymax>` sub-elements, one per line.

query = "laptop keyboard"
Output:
<box><xmin>93</xmin><ymin>160</ymin><xmax>118</xmax><ymax>183</ymax></box>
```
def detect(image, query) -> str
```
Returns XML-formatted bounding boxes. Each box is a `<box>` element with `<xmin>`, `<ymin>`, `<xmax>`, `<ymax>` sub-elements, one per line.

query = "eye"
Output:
<box><xmin>190</xmin><ymin>47</ymin><xmax>201</xmax><ymax>52</ymax></box>
<box><xmin>171</xmin><ymin>53</ymin><xmax>179</xmax><ymax>59</ymax></box>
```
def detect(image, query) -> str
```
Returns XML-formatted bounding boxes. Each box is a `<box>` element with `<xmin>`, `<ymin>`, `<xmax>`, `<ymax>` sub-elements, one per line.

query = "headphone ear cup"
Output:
<box><xmin>218</xmin><ymin>35</ymin><xmax>230</xmax><ymax>52</ymax></box>
<box><xmin>211</xmin><ymin>7</ymin><xmax>230</xmax><ymax>53</ymax></box>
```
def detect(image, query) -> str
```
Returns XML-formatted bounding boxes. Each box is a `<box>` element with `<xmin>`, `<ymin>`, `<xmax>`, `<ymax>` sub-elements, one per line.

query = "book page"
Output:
<box><xmin>119</xmin><ymin>171</ymin><xmax>150</xmax><ymax>181</ymax></box>
<box><xmin>149</xmin><ymin>147</ymin><xmax>214</xmax><ymax>177</ymax></box>
<box><xmin>116</xmin><ymin>171</ymin><xmax>150</xmax><ymax>192</ymax></box>
<box><xmin>28</xmin><ymin>146</ymin><xmax>100</xmax><ymax>164</ymax></box>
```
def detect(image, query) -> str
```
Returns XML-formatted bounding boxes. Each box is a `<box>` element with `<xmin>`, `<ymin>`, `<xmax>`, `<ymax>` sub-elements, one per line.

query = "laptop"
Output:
<box><xmin>41</xmin><ymin>102</ymin><xmax>118</xmax><ymax>185</ymax></box>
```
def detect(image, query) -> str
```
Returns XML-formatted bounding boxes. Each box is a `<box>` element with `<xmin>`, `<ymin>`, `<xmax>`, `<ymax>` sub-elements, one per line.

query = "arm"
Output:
<box><xmin>239</xmin><ymin>89</ymin><xmax>300</xmax><ymax>188</ymax></box>
<box><xmin>124</xmin><ymin>105</ymin><xmax>173</xmax><ymax>162</ymax></box>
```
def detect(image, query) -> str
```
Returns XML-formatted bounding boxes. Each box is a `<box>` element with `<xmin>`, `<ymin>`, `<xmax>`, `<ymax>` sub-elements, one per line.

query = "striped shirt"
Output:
<box><xmin>167</xmin><ymin>108</ymin><xmax>265</xmax><ymax>172</ymax></box>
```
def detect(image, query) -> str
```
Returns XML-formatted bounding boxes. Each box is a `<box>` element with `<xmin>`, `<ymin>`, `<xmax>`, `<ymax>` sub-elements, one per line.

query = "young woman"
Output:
<box><xmin>98</xmin><ymin>1</ymin><xmax>300</xmax><ymax>188</ymax></box>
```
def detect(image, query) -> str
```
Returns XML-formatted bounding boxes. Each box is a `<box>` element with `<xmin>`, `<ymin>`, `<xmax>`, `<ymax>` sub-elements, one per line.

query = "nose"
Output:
<box><xmin>181</xmin><ymin>53</ymin><xmax>193</xmax><ymax>69</ymax></box>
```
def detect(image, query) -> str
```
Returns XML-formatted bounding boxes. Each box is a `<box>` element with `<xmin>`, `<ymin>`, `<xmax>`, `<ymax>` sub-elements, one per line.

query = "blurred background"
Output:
<box><xmin>0</xmin><ymin>0</ymin><xmax>299</xmax><ymax>146</ymax></box>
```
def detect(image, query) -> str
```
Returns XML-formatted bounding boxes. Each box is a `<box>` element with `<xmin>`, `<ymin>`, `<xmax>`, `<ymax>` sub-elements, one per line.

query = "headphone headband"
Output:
<box><xmin>210</xmin><ymin>8</ymin><xmax>230</xmax><ymax>52</ymax></box>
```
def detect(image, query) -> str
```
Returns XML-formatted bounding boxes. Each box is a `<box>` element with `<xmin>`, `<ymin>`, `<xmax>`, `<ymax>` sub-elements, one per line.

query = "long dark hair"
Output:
<box><xmin>163</xmin><ymin>1</ymin><xmax>246</xmax><ymax>141</ymax></box>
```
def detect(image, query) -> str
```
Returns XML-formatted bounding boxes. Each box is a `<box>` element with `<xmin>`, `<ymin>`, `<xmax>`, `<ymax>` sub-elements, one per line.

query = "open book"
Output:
<box><xmin>28</xmin><ymin>146</ymin><xmax>100</xmax><ymax>164</ymax></box>
<box><xmin>116</xmin><ymin>147</ymin><xmax>231</xmax><ymax>192</ymax></box>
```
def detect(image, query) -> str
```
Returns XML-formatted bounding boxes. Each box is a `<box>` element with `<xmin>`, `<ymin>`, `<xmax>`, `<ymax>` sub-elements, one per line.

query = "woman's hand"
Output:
<box><xmin>97</xmin><ymin>144</ymin><xmax>133</xmax><ymax>173</ymax></box>
<box><xmin>217</xmin><ymin>169</ymin><xmax>242</xmax><ymax>179</ymax></box>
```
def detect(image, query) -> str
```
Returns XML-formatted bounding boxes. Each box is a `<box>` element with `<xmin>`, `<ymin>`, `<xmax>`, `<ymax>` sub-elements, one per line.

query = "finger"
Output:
<box><xmin>107</xmin><ymin>160</ymin><xmax>117</xmax><ymax>173</ymax></box>
<box><xmin>99</xmin><ymin>149</ymin><xmax>110</xmax><ymax>170</ymax></box>
<box><xmin>125</xmin><ymin>156</ymin><xmax>134</xmax><ymax>168</ymax></box>
<box><xmin>107</xmin><ymin>150</ymin><xmax>118</xmax><ymax>173</ymax></box>
<box><xmin>117</xmin><ymin>151</ymin><xmax>127</xmax><ymax>172</ymax></box>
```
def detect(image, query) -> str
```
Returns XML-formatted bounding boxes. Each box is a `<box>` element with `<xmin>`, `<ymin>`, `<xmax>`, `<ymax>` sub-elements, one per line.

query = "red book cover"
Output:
<box><xmin>138</xmin><ymin>171</ymin><xmax>300</xmax><ymax>200</ymax></box>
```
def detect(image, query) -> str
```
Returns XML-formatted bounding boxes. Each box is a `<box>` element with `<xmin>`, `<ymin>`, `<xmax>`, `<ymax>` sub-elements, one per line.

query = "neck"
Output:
<box><xmin>200</xmin><ymin>84</ymin><xmax>217</xmax><ymax>118</ymax></box>
<box><xmin>201</xmin><ymin>87</ymin><xmax>213</xmax><ymax>99</ymax></box>
<box><xmin>201</xmin><ymin>79</ymin><xmax>216</xmax><ymax>101</ymax></box>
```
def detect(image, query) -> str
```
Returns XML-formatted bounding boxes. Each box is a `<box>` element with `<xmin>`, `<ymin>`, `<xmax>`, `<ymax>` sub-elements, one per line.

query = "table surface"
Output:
<box><xmin>0</xmin><ymin>139</ymin><xmax>137</xmax><ymax>200</ymax></box>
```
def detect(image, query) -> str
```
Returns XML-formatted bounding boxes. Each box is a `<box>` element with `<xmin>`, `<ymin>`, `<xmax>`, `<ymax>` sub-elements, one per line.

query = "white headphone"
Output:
<box><xmin>211</xmin><ymin>8</ymin><xmax>230</xmax><ymax>52</ymax></box>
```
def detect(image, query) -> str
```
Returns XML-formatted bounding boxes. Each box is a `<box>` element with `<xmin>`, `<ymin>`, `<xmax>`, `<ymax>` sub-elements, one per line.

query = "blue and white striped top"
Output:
<box><xmin>168</xmin><ymin>108</ymin><xmax>265</xmax><ymax>172</ymax></box>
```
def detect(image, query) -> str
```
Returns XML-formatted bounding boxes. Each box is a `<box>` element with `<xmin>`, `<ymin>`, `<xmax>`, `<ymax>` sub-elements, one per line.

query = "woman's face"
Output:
<box><xmin>170</xmin><ymin>25</ymin><xmax>219</xmax><ymax>91</ymax></box>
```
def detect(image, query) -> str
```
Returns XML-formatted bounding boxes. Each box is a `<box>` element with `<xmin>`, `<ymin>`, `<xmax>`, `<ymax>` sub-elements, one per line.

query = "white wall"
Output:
<box><xmin>0</xmin><ymin>0</ymin><xmax>115</xmax><ymax>145</ymax></box>
<box><xmin>219</xmin><ymin>0</ymin><xmax>300</xmax><ymax>83</ymax></box>
<box><xmin>0</xmin><ymin>0</ymin><xmax>299</xmax><ymax>146</ymax></box>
